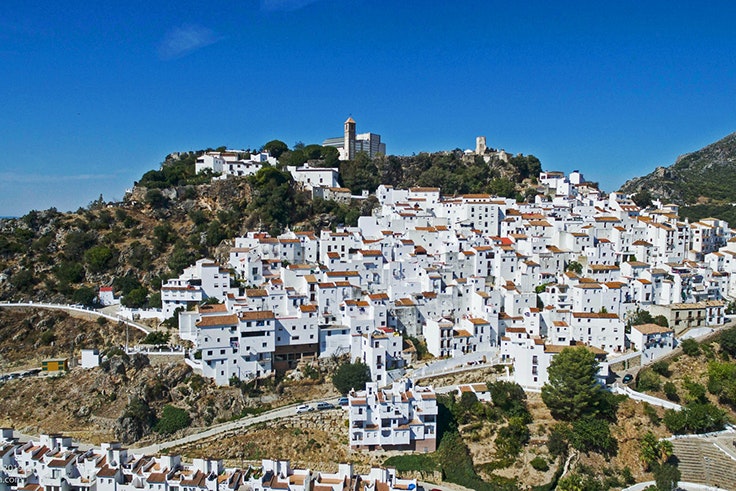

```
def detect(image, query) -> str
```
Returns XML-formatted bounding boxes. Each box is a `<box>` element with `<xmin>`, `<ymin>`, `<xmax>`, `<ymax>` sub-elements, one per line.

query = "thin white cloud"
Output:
<box><xmin>0</xmin><ymin>172</ymin><xmax>120</xmax><ymax>184</ymax></box>
<box><xmin>260</xmin><ymin>0</ymin><xmax>321</xmax><ymax>12</ymax></box>
<box><xmin>157</xmin><ymin>24</ymin><xmax>221</xmax><ymax>60</ymax></box>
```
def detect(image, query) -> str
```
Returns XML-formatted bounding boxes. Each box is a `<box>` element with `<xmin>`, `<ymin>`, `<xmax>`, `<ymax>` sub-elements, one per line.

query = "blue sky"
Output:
<box><xmin>2</xmin><ymin>0</ymin><xmax>736</xmax><ymax>216</ymax></box>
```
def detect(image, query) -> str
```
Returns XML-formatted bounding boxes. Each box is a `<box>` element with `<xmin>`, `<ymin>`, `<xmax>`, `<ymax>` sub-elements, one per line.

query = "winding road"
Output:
<box><xmin>0</xmin><ymin>302</ymin><xmax>152</xmax><ymax>334</ymax></box>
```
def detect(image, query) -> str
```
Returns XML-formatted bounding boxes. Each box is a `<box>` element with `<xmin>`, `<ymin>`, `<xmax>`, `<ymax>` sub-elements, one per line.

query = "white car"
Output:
<box><xmin>295</xmin><ymin>404</ymin><xmax>314</xmax><ymax>414</ymax></box>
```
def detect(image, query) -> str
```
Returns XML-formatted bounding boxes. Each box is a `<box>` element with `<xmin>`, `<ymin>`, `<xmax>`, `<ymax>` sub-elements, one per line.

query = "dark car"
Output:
<box><xmin>622</xmin><ymin>374</ymin><xmax>634</xmax><ymax>384</ymax></box>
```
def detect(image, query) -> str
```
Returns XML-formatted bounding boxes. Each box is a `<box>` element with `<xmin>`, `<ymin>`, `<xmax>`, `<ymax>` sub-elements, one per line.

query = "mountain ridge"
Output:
<box><xmin>619</xmin><ymin>131</ymin><xmax>736</xmax><ymax>204</ymax></box>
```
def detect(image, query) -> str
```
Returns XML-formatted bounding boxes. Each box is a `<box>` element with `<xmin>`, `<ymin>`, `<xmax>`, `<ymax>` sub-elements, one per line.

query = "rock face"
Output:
<box><xmin>619</xmin><ymin>131</ymin><xmax>736</xmax><ymax>204</ymax></box>
<box><xmin>114</xmin><ymin>413</ymin><xmax>150</xmax><ymax>444</ymax></box>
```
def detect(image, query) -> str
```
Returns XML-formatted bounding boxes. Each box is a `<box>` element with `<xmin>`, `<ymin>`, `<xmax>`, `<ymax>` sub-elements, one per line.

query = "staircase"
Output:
<box><xmin>671</xmin><ymin>437</ymin><xmax>736</xmax><ymax>490</ymax></box>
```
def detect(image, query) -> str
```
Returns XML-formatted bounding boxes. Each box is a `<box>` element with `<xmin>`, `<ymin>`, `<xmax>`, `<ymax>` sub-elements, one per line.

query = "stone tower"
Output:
<box><xmin>476</xmin><ymin>136</ymin><xmax>487</xmax><ymax>155</ymax></box>
<box><xmin>344</xmin><ymin>117</ymin><xmax>356</xmax><ymax>161</ymax></box>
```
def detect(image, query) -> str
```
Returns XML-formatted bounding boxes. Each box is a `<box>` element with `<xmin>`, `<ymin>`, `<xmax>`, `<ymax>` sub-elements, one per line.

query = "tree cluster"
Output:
<box><xmin>138</xmin><ymin>152</ymin><xmax>214</xmax><ymax>189</ymax></box>
<box><xmin>541</xmin><ymin>347</ymin><xmax>622</xmax><ymax>457</ymax></box>
<box><xmin>331</xmin><ymin>360</ymin><xmax>371</xmax><ymax>395</ymax></box>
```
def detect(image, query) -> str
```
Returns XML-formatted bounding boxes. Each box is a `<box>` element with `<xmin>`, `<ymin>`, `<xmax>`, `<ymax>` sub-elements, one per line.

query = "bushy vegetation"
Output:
<box><xmin>680</xmin><ymin>338</ymin><xmax>700</xmax><ymax>357</ymax></box>
<box><xmin>636</xmin><ymin>370</ymin><xmax>661</xmax><ymax>392</ymax></box>
<box><xmin>138</xmin><ymin>152</ymin><xmax>214</xmax><ymax>188</ymax></box>
<box><xmin>621</xmin><ymin>132</ymin><xmax>736</xmax><ymax>205</ymax></box>
<box><xmin>541</xmin><ymin>347</ymin><xmax>618</xmax><ymax>421</ymax></box>
<box><xmin>628</xmin><ymin>308</ymin><xmax>669</xmax><ymax>328</ymax></box>
<box><xmin>331</xmin><ymin>360</ymin><xmax>371</xmax><ymax>395</ymax></box>
<box><xmin>662</xmin><ymin>401</ymin><xmax>727</xmax><ymax>434</ymax></box>
<box><xmin>154</xmin><ymin>405</ymin><xmax>192</xmax><ymax>435</ymax></box>
<box><xmin>141</xmin><ymin>331</ymin><xmax>171</xmax><ymax>346</ymax></box>
<box><xmin>639</xmin><ymin>431</ymin><xmax>673</xmax><ymax>471</ymax></box>
<box><xmin>541</xmin><ymin>347</ymin><xmax>623</xmax><ymax>460</ymax></box>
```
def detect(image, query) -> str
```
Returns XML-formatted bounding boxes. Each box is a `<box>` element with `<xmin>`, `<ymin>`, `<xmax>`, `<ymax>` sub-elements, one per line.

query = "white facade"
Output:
<box><xmin>286</xmin><ymin>164</ymin><xmax>339</xmax><ymax>191</ymax></box>
<box><xmin>348</xmin><ymin>380</ymin><xmax>437</xmax><ymax>452</ymax></box>
<box><xmin>0</xmin><ymin>430</ymin><xmax>416</xmax><ymax>491</ymax></box>
<box><xmin>629</xmin><ymin>323</ymin><xmax>676</xmax><ymax>363</ymax></box>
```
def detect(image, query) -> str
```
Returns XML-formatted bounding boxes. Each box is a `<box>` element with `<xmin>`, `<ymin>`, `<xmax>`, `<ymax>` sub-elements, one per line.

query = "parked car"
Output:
<box><xmin>337</xmin><ymin>397</ymin><xmax>349</xmax><ymax>406</ymax></box>
<box><xmin>622</xmin><ymin>374</ymin><xmax>634</xmax><ymax>384</ymax></box>
<box><xmin>316</xmin><ymin>401</ymin><xmax>335</xmax><ymax>411</ymax></box>
<box><xmin>295</xmin><ymin>404</ymin><xmax>314</xmax><ymax>414</ymax></box>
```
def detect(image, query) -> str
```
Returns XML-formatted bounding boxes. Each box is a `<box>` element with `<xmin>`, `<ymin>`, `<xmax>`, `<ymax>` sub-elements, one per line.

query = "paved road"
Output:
<box><xmin>130</xmin><ymin>397</ymin><xmax>346</xmax><ymax>454</ymax></box>
<box><xmin>0</xmin><ymin>302</ymin><xmax>151</xmax><ymax>334</ymax></box>
<box><xmin>130</xmin><ymin>386</ymin><xmax>466</xmax><ymax>454</ymax></box>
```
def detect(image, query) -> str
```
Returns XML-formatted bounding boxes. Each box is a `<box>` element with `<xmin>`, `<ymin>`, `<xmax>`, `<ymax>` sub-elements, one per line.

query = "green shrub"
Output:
<box><xmin>663</xmin><ymin>382</ymin><xmax>679</xmax><ymax>402</ymax></box>
<box><xmin>154</xmin><ymin>405</ymin><xmax>191</xmax><ymax>435</ymax></box>
<box><xmin>547</xmin><ymin>423</ymin><xmax>570</xmax><ymax>457</ymax></box>
<box><xmin>651</xmin><ymin>361</ymin><xmax>670</xmax><ymax>377</ymax></box>
<box><xmin>719</xmin><ymin>326</ymin><xmax>736</xmax><ymax>357</ymax></box>
<box><xmin>332</xmin><ymin>360</ymin><xmax>371</xmax><ymax>395</ymax></box>
<box><xmin>530</xmin><ymin>456</ymin><xmax>549</xmax><ymax>472</ymax></box>
<box><xmin>636</xmin><ymin>370</ymin><xmax>661</xmax><ymax>392</ymax></box>
<box><xmin>383</xmin><ymin>453</ymin><xmax>439</xmax><ymax>473</ymax></box>
<box><xmin>653</xmin><ymin>463</ymin><xmax>681</xmax><ymax>491</ymax></box>
<box><xmin>40</xmin><ymin>329</ymin><xmax>56</xmax><ymax>345</ymax></box>
<box><xmin>680</xmin><ymin>338</ymin><xmax>700</xmax><ymax>357</ymax></box>
<box><xmin>142</xmin><ymin>331</ymin><xmax>170</xmax><ymax>346</ymax></box>
<box><xmin>495</xmin><ymin>417</ymin><xmax>530</xmax><ymax>459</ymax></box>
<box><xmin>437</xmin><ymin>432</ymin><xmax>501</xmax><ymax>491</ymax></box>
<box><xmin>663</xmin><ymin>402</ymin><xmax>727</xmax><ymax>434</ymax></box>
<box><xmin>188</xmin><ymin>373</ymin><xmax>205</xmax><ymax>391</ymax></box>
<box><xmin>302</xmin><ymin>365</ymin><xmax>321</xmax><ymax>380</ymax></box>
<box><xmin>570</xmin><ymin>417</ymin><xmax>617</xmax><ymax>455</ymax></box>
<box><xmin>643</xmin><ymin>403</ymin><xmax>661</xmax><ymax>426</ymax></box>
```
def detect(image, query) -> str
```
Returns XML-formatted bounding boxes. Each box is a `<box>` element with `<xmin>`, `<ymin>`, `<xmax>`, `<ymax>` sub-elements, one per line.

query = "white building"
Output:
<box><xmin>287</xmin><ymin>163</ymin><xmax>340</xmax><ymax>191</ymax></box>
<box><xmin>348</xmin><ymin>379</ymin><xmax>438</xmax><ymax>452</ymax></box>
<box><xmin>351</xmin><ymin>328</ymin><xmax>404</xmax><ymax>386</ymax></box>
<box><xmin>629</xmin><ymin>323</ymin><xmax>676</xmax><ymax>363</ymax></box>
<box><xmin>162</xmin><ymin>259</ymin><xmax>236</xmax><ymax>319</ymax></box>
<box><xmin>0</xmin><ymin>430</ymin><xmax>417</xmax><ymax>491</ymax></box>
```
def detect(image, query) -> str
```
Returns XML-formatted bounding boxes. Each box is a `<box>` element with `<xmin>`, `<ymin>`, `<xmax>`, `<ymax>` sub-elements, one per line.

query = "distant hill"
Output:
<box><xmin>619</xmin><ymin>132</ymin><xmax>736</xmax><ymax>205</ymax></box>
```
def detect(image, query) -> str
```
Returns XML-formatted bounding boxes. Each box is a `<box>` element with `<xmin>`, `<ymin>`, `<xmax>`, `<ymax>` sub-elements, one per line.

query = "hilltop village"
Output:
<box><xmin>159</xmin><ymin>165</ymin><xmax>730</xmax><ymax>392</ymax></box>
<box><xmin>3</xmin><ymin>124</ymin><xmax>736</xmax><ymax>490</ymax></box>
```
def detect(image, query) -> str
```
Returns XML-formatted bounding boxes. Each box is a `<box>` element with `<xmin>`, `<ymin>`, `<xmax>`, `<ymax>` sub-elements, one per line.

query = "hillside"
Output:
<box><xmin>0</xmin><ymin>148</ymin><xmax>540</xmax><ymax>307</ymax></box>
<box><xmin>0</xmin><ymin>306</ymin><xmax>340</xmax><ymax>445</ymax></box>
<box><xmin>619</xmin><ymin>131</ymin><xmax>736</xmax><ymax>205</ymax></box>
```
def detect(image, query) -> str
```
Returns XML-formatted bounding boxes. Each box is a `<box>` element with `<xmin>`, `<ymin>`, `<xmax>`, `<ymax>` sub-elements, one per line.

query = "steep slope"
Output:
<box><xmin>619</xmin><ymin>132</ymin><xmax>736</xmax><ymax>204</ymax></box>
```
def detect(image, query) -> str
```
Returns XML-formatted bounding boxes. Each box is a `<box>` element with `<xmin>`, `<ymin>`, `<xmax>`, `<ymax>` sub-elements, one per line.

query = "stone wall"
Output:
<box><xmin>608</xmin><ymin>352</ymin><xmax>641</xmax><ymax>372</ymax></box>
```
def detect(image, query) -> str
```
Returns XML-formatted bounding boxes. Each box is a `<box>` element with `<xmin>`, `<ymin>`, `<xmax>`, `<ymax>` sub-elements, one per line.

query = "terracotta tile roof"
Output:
<box><xmin>97</xmin><ymin>466</ymin><xmax>117</xmax><ymax>478</ymax></box>
<box><xmin>199</xmin><ymin>303</ymin><xmax>228</xmax><ymax>313</ymax></box>
<box><xmin>196</xmin><ymin>314</ymin><xmax>238</xmax><ymax>327</ymax></box>
<box><xmin>147</xmin><ymin>472</ymin><xmax>167</xmax><ymax>484</ymax></box>
<box><xmin>572</xmin><ymin>312</ymin><xmax>619</xmax><ymax>319</ymax></box>
<box><xmin>632</xmin><ymin>323</ymin><xmax>674</xmax><ymax>335</ymax></box>
<box><xmin>325</xmin><ymin>270</ymin><xmax>360</xmax><ymax>277</ymax></box>
<box><xmin>238</xmin><ymin>310</ymin><xmax>275</xmax><ymax>320</ymax></box>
